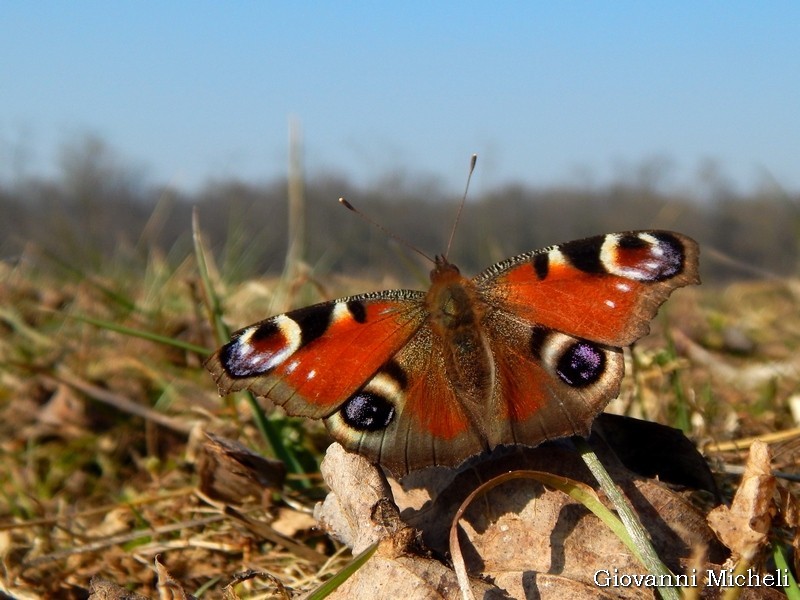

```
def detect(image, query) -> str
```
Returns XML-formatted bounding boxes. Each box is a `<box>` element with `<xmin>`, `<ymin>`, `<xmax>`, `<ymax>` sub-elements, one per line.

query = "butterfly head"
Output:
<box><xmin>431</xmin><ymin>255</ymin><xmax>461</xmax><ymax>283</ymax></box>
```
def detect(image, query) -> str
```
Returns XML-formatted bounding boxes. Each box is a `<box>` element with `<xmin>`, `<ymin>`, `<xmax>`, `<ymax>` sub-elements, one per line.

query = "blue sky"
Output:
<box><xmin>2</xmin><ymin>2</ymin><xmax>799</xmax><ymax>194</ymax></box>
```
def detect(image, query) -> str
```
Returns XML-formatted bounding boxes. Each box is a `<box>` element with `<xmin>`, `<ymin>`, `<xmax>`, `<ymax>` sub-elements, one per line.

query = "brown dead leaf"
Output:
<box><xmin>155</xmin><ymin>556</ymin><xmax>192</xmax><ymax>600</ymax></box>
<box><xmin>325</xmin><ymin>536</ymin><xmax>510</xmax><ymax>600</ymax></box>
<box><xmin>89</xmin><ymin>577</ymin><xmax>150</xmax><ymax>600</ymax></box>
<box><xmin>270</xmin><ymin>506</ymin><xmax>318</xmax><ymax>538</ymax></box>
<box><xmin>25</xmin><ymin>382</ymin><xmax>90</xmax><ymax>440</ymax></box>
<box><xmin>315</xmin><ymin>441</ymin><xmax>725</xmax><ymax>600</ymax></box>
<box><xmin>440</xmin><ymin>466</ymin><xmax>717</xmax><ymax>599</ymax></box>
<box><xmin>707</xmin><ymin>440</ymin><xmax>776</xmax><ymax>561</ymax></box>
<box><xmin>395</xmin><ymin>442</ymin><xmax>723</xmax><ymax>568</ymax></box>
<box><xmin>313</xmin><ymin>442</ymin><xmax>398</xmax><ymax>554</ymax></box>
<box><xmin>777</xmin><ymin>487</ymin><xmax>800</xmax><ymax>580</ymax></box>
<box><xmin>194</xmin><ymin>430</ymin><xmax>286</xmax><ymax>504</ymax></box>
<box><xmin>491</xmin><ymin>571</ymin><xmax>622</xmax><ymax>599</ymax></box>
<box><xmin>92</xmin><ymin>506</ymin><xmax>136</xmax><ymax>538</ymax></box>
<box><xmin>778</xmin><ymin>487</ymin><xmax>800</xmax><ymax>529</ymax></box>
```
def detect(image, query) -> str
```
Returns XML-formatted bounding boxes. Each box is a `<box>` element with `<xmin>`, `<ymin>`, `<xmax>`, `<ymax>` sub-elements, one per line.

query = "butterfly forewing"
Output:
<box><xmin>475</xmin><ymin>231</ymin><xmax>699</xmax><ymax>347</ymax></box>
<box><xmin>206</xmin><ymin>290</ymin><xmax>427</xmax><ymax>419</ymax></box>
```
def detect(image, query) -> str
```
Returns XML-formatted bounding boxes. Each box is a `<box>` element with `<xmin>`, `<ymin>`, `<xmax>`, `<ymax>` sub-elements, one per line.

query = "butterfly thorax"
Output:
<box><xmin>426</xmin><ymin>255</ymin><xmax>487</xmax><ymax>327</ymax></box>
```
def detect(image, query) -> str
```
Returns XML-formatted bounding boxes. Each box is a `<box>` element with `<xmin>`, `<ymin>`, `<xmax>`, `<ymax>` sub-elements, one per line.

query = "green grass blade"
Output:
<box><xmin>62</xmin><ymin>311</ymin><xmax>209</xmax><ymax>355</ymax></box>
<box><xmin>573</xmin><ymin>436</ymin><xmax>680</xmax><ymax>600</ymax></box>
<box><xmin>305</xmin><ymin>542</ymin><xmax>379</xmax><ymax>600</ymax></box>
<box><xmin>192</xmin><ymin>207</ymin><xmax>229</xmax><ymax>344</ymax></box>
<box><xmin>192</xmin><ymin>209</ymin><xmax>311</xmax><ymax>485</ymax></box>
<box><xmin>773</xmin><ymin>543</ymin><xmax>800</xmax><ymax>600</ymax></box>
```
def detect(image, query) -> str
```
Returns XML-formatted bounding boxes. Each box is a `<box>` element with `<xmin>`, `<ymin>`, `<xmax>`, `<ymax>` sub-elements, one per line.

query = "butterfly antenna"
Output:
<box><xmin>338</xmin><ymin>197</ymin><xmax>436</xmax><ymax>264</ymax></box>
<box><xmin>444</xmin><ymin>153</ymin><xmax>477</xmax><ymax>260</ymax></box>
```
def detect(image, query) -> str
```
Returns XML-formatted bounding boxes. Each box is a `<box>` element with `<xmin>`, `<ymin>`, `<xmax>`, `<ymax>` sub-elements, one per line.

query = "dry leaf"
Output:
<box><xmin>429</xmin><ymin>449</ymin><xmax>721</xmax><ymax>600</ymax></box>
<box><xmin>327</xmin><ymin>537</ymin><xmax>509</xmax><ymax>600</ymax></box>
<box><xmin>89</xmin><ymin>577</ymin><xmax>150</xmax><ymax>600</ymax></box>
<box><xmin>315</xmin><ymin>440</ymin><xmax>724</xmax><ymax>599</ymax></box>
<box><xmin>195</xmin><ymin>431</ymin><xmax>286</xmax><ymax>504</ymax></box>
<box><xmin>395</xmin><ymin>442</ymin><xmax>722</xmax><ymax>564</ymax></box>
<box><xmin>491</xmin><ymin>571</ymin><xmax>623</xmax><ymax>599</ymax></box>
<box><xmin>155</xmin><ymin>556</ymin><xmax>192</xmax><ymax>600</ymax></box>
<box><xmin>313</xmin><ymin>442</ymin><xmax>398</xmax><ymax>554</ymax></box>
<box><xmin>777</xmin><ymin>487</ymin><xmax>800</xmax><ymax>579</ymax></box>
<box><xmin>91</xmin><ymin>506</ymin><xmax>136</xmax><ymax>537</ymax></box>
<box><xmin>271</xmin><ymin>506</ymin><xmax>318</xmax><ymax>538</ymax></box>
<box><xmin>707</xmin><ymin>440</ymin><xmax>776</xmax><ymax>561</ymax></box>
<box><xmin>28</xmin><ymin>383</ymin><xmax>89</xmax><ymax>439</ymax></box>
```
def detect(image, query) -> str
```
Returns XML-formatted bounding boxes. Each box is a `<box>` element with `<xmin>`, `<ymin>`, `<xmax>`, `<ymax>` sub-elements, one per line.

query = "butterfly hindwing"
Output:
<box><xmin>323</xmin><ymin>326</ymin><xmax>488</xmax><ymax>474</ymax></box>
<box><xmin>483</xmin><ymin>311</ymin><xmax>625</xmax><ymax>448</ymax></box>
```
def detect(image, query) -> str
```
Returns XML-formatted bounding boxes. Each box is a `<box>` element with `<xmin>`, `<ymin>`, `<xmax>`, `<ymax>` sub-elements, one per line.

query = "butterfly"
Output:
<box><xmin>206</xmin><ymin>230</ymin><xmax>699</xmax><ymax>476</ymax></box>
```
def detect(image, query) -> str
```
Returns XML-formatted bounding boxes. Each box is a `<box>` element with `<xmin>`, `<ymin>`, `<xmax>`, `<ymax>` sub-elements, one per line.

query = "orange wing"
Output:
<box><xmin>207</xmin><ymin>289</ymin><xmax>487</xmax><ymax>474</ymax></box>
<box><xmin>476</xmin><ymin>231</ymin><xmax>700</xmax><ymax>346</ymax></box>
<box><xmin>206</xmin><ymin>291</ymin><xmax>428</xmax><ymax>419</ymax></box>
<box><xmin>473</xmin><ymin>231</ymin><xmax>699</xmax><ymax>450</ymax></box>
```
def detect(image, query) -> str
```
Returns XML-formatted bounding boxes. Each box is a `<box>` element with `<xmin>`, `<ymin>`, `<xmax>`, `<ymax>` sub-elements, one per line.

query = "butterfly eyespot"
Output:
<box><xmin>555</xmin><ymin>341</ymin><xmax>606</xmax><ymax>387</ymax></box>
<box><xmin>221</xmin><ymin>316</ymin><xmax>302</xmax><ymax>378</ymax></box>
<box><xmin>219</xmin><ymin>341</ymin><xmax>255</xmax><ymax>378</ymax></box>
<box><xmin>341</xmin><ymin>392</ymin><xmax>396</xmax><ymax>432</ymax></box>
<box><xmin>602</xmin><ymin>232</ymin><xmax>686</xmax><ymax>282</ymax></box>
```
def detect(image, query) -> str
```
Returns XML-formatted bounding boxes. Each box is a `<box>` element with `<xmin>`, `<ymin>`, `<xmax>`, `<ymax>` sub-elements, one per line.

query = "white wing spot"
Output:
<box><xmin>285</xmin><ymin>360</ymin><xmax>300</xmax><ymax>374</ymax></box>
<box><xmin>539</xmin><ymin>332</ymin><xmax>574</xmax><ymax>373</ymax></box>
<box><xmin>548</xmin><ymin>248</ymin><xmax>567</xmax><ymax>267</ymax></box>
<box><xmin>638</xmin><ymin>232</ymin><xmax>660</xmax><ymax>247</ymax></box>
<box><xmin>599</xmin><ymin>234</ymin><xmax>621</xmax><ymax>272</ymax></box>
<box><xmin>332</xmin><ymin>302</ymin><xmax>352</xmax><ymax>324</ymax></box>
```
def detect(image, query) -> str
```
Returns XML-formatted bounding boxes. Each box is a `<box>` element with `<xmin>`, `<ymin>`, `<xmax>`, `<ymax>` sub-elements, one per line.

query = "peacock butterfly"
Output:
<box><xmin>206</xmin><ymin>230</ymin><xmax>699</xmax><ymax>475</ymax></box>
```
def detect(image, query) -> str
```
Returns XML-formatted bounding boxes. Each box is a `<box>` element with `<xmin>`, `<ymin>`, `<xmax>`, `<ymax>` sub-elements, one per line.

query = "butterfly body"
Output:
<box><xmin>207</xmin><ymin>231</ymin><xmax>699</xmax><ymax>475</ymax></box>
<box><xmin>425</xmin><ymin>257</ymin><xmax>492</xmax><ymax>427</ymax></box>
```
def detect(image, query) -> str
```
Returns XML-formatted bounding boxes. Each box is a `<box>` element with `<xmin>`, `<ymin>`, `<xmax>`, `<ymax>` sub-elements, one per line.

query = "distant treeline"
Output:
<box><xmin>2</xmin><ymin>138</ymin><xmax>798</xmax><ymax>283</ymax></box>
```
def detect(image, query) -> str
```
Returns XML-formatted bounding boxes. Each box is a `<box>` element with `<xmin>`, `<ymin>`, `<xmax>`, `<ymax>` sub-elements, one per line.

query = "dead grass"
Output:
<box><xmin>1</xmin><ymin>246</ymin><xmax>800</xmax><ymax>598</ymax></box>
